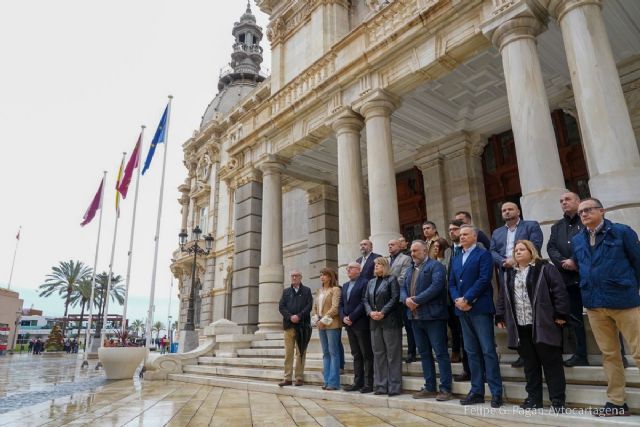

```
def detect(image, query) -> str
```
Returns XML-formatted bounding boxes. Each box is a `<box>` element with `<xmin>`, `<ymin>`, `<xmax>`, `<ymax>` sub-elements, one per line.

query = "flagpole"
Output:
<box><xmin>122</xmin><ymin>126</ymin><xmax>146</xmax><ymax>327</ymax></box>
<box><xmin>145</xmin><ymin>95</ymin><xmax>172</xmax><ymax>348</ymax></box>
<box><xmin>82</xmin><ymin>172</ymin><xmax>107</xmax><ymax>368</ymax></box>
<box><xmin>7</xmin><ymin>226</ymin><xmax>21</xmax><ymax>290</ymax></box>
<box><xmin>99</xmin><ymin>152</ymin><xmax>127</xmax><ymax>353</ymax></box>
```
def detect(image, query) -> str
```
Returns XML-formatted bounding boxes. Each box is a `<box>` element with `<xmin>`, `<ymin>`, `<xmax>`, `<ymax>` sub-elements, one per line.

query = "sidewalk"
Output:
<box><xmin>0</xmin><ymin>354</ymin><xmax>553</xmax><ymax>426</ymax></box>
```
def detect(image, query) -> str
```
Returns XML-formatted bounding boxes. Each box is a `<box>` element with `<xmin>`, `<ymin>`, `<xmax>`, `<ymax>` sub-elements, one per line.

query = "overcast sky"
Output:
<box><xmin>0</xmin><ymin>1</ymin><xmax>271</xmax><ymax>327</ymax></box>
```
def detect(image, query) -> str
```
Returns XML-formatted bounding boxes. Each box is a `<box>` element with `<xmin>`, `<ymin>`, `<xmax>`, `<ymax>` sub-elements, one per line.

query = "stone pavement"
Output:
<box><xmin>0</xmin><ymin>354</ymin><xmax>553</xmax><ymax>427</ymax></box>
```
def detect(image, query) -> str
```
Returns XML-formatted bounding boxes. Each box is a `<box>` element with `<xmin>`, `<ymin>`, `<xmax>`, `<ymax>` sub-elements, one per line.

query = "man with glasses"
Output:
<box><xmin>572</xmin><ymin>198</ymin><xmax>640</xmax><ymax>417</ymax></box>
<box><xmin>278</xmin><ymin>269</ymin><xmax>313</xmax><ymax>387</ymax></box>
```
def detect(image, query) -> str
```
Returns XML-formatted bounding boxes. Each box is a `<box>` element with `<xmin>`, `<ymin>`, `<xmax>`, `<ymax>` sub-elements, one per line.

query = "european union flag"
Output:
<box><xmin>142</xmin><ymin>104</ymin><xmax>169</xmax><ymax>175</ymax></box>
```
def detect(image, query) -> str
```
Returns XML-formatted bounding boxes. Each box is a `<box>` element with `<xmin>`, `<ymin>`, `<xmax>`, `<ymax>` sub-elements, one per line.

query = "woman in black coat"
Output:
<box><xmin>495</xmin><ymin>239</ymin><xmax>570</xmax><ymax>413</ymax></box>
<box><xmin>363</xmin><ymin>257</ymin><xmax>403</xmax><ymax>396</ymax></box>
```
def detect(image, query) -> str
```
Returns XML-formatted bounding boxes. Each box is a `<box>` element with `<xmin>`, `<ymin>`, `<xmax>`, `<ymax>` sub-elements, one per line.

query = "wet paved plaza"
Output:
<box><xmin>0</xmin><ymin>354</ymin><xmax>551</xmax><ymax>426</ymax></box>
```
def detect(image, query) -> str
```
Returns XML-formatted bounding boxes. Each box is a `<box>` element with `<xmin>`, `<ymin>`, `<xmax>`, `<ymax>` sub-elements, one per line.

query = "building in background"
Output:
<box><xmin>171</xmin><ymin>1</ymin><xmax>640</xmax><ymax>338</ymax></box>
<box><xmin>0</xmin><ymin>288</ymin><xmax>24</xmax><ymax>353</ymax></box>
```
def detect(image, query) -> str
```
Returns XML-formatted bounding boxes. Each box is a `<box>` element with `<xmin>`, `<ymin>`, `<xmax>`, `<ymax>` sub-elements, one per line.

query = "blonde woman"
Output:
<box><xmin>496</xmin><ymin>240</ymin><xmax>570</xmax><ymax>413</ymax></box>
<box><xmin>363</xmin><ymin>257</ymin><xmax>403</xmax><ymax>396</ymax></box>
<box><xmin>312</xmin><ymin>267</ymin><xmax>342</xmax><ymax>390</ymax></box>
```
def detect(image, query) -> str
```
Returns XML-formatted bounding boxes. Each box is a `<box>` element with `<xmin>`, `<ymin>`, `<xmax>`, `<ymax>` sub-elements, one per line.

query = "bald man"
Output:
<box><xmin>489</xmin><ymin>202</ymin><xmax>543</xmax><ymax>368</ymax></box>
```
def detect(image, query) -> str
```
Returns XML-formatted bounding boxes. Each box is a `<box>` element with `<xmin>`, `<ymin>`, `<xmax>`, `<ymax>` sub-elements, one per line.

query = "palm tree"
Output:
<box><xmin>129</xmin><ymin>319</ymin><xmax>145</xmax><ymax>337</ymax></box>
<box><xmin>93</xmin><ymin>272</ymin><xmax>125</xmax><ymax>336</ymax></box>
<box><xmin>152</xmin><ymin>321</ymin><xmax>165</xmax><ymax>340</ymax></box>
<box><xmin>68</xmin><ymin>278</ymin><xmax>96</xmax><ymax>338</ymax></box>
<box><xmin>39</xmin><ymin>260</ymin><xmax>92</xmax><ymax>337</ymax></box>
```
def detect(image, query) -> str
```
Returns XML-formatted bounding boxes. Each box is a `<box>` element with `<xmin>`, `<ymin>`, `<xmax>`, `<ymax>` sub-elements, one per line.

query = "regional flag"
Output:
<box><xmin>118</xmin><ymin>133</ymin><xmax>142</xmax><ymax>199</ymax></box>
<box><xmin>142</xmin><ymin>104</ymin><xmax>169</xmax><ymax>175</ymax></box>
<box><xmin>16</xmin><ymin>227</ymin><xmax>21</xmax><ymax>240</ymax></box>
<box><xmin>115</xmin><ymin>156</ymin><xmax>125</xmax><ymax>217</ymax></box>
<box><xmin>81</xmin><ymin>177</ymin><xmax>104</xmax><ymax>227</ymax></box>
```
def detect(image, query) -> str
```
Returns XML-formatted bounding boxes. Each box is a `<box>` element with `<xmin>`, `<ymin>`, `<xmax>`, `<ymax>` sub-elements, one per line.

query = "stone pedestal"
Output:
<box><xmin>332</xmin><ymin>110</ymin><xmax>367</xmax><ymax>283</ymax></box>
<box><xmin>485</xmin><ymin>14</ymin><xmax>567</xmax><ymax>239</ymax></box>
<box><xmin>357</xmin><ymin>90</ymin><xmax>401</xmax><ymax>253</ymax></box>
<box><xmin>306</xmin><ymin>185</ymin><xmax>339</xmax><ymax>283</ymax></box>
<box><xmin>179</xmin><ymin>330</ymin><xmax>200</xmax><ymax>354</ymax></box>
<box><xmin>550</xmin><ymin>0</ymin><xmax>640</xmax><ymax>232</ymax></box>
<box><xmin>231</xmin><ymin>175</ymin><xmax>263</xmax><ymax>332</ymax></box>
<box><xmin>257</xmin><ymin>158</ymin><xmax>286</xmax><ymax>334</ymax></box>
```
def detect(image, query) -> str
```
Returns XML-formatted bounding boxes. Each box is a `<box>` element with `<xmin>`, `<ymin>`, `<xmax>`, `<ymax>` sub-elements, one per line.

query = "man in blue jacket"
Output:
<box><xmin>572</xmin><ymin>198</ymin><xmax>640</xmax><ymax>417</ymax></box>
<box><xmin>401</xmin><ymin>240</ymin><xmax>452</xmax><ymax>401</ymax></box>
<box><xmin>339</xmin><ymin>262</ymin><xmax>374</xmax><ymax>393</ymax></box>
<box><xmin>450</xmin><ymin>225</ymin><xmax>503</xmax><ymax>408</ymax></box>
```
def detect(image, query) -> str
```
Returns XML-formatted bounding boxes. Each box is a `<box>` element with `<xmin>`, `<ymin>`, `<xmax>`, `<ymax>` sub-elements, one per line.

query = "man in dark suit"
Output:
<box><xmin>401</xmin><ymin>240</ymin><xmax>453</xmax><ymax>401</ymax></box>
<box><xmin>356</xmin><ymin>239</ymin><xmax>381</xmax><ymax>281</ymax></box>
<box><xmin>489</xmin><ymin>202</ymin><xmax>543</xmax><ymax>368</ymax></box>
<box><xmin>547</xmin><ymin>192</ymin><xmax>589</xmax><ymax>367</ymax></box>
<box><xmin>340</xmin><ymin>262</ymin><xmax>374</xmax><ymax>393</ymax></box>
<box><xmin>450</xmin><ymin>225</ymin><xmax>503</xmax><ymax>408</ymax></box>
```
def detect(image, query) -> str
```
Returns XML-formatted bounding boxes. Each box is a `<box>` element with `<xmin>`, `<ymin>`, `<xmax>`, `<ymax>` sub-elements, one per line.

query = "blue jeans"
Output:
<box><xmin>319</xmin><ymin>328</ymin><xmax>341</xmax><ymax>389</ymax></box>
<box><xmin>412</xmin><ymin>319</ymin><xmax>452</xmax><ymax>393</ymax></box>
<box><xmin>459</xmin><ymin>313</ymin><xmax>503</xmax><ymax>397</ymax></box>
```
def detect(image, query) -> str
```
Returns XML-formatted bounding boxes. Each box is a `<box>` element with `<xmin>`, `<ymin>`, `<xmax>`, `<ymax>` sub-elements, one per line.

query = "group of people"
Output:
<box><xmin>27</xmin><ymin>339</ymin><xmax>44</xmax><ymax>355</ymax></box>
<box><xmin>63</xmin><ymin>338</ymin><xmax>79</xmax><ymax>353</ymax></box>
<box><xmin>277</xmin><ymin>193</ymin><xmax>640</xmax><ymax>417</ymax></box>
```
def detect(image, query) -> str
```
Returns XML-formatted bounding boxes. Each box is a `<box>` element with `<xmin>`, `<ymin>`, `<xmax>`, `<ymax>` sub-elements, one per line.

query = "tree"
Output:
<box><xmin>129</xmin><ymin>319</ymin><xmax>145</xmax><ymax>337</ymax></box>
<box><xmin>39</xmin><ymin>260</ymin><xmax>92</xmax><ymax>337</ymax></box>
<box><xmin>68</xmin><ymin>278</ymin><xmax>96</xmax><ymax>339</ymax></box>
<box><xmin>152</xmin><ymin>321</ymin><xmax>165</xmax><ymax>340</ymax></box>
<box><xmin>45</xmin><ymin>324</ymin><xmax>64</xmax><ymax>351</ymax></box>
<box><xmin>94</xmin><ymin>272</ymin><xmax>125</xmax><ymax>336</ymax></box>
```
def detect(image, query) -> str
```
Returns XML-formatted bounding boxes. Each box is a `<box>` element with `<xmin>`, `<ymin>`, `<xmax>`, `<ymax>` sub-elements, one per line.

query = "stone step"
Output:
<box><xmin>197</xmin><ymin>356</ymin><xmax>640</xmax><ymax>387</ymax></box>
<box><xmin>182</xmin><ymin>364</ymin><xmax>640</xmax><ymax>410</ymax></box>
<box><xmin>168</xmin><ymin>373</ymin><xmax>640</xmax><ymax>426</ymax></box>
<box><xmin>237</xmin><ymin>348</ymin><xmax>285</xmax><ymax>357</ymax></box>
<box><xmin>251</xmin><ymin>339</ymin><xmax>285</xmax><ymax>348</ymax></box>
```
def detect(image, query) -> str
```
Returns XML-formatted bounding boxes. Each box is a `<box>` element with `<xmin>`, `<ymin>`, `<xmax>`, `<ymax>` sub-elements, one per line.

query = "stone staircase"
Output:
<box><xmin>167</xmin><ymin>329</ymin><xmax>640</xmax><ymax>426</ymax></box>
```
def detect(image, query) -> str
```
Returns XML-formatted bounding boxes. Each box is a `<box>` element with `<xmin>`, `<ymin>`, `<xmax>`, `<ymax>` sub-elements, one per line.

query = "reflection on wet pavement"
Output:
<box><xmin>0</xmin><ymin>354</ymin><xmax>551</xmax><ymax>426</ymax></box>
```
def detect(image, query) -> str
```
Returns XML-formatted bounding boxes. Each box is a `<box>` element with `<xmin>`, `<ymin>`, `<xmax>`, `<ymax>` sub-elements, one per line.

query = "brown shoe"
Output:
<box><xmin>295</xmin><ymin>380</ymin><xmax>304</xmax><ymax>386</ymax></box>
<box><xmin>412</xmin><ymin>388</ymin><xmax>437</xmax><ymax>399</ymax></box>
<box><xmin>450</xmin><ymin>352</ymin><xmax>461</xmax><ymax>363</ymax></box>
<box><xmin>436</xmin><ymin>391</ymin><xmax>453</xmax><ymax>401</ymax></box>
<box><xmin>278</xmin><ymin>380</ymin><xmax>292</xmax><ymax>387</ymax></box>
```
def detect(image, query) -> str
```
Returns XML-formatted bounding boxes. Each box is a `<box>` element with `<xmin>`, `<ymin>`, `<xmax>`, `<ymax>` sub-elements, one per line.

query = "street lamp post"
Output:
<box><xmin>178</xmin><ymin>225</ymin><xmax>213</xmax><ymax>352</ymax></box>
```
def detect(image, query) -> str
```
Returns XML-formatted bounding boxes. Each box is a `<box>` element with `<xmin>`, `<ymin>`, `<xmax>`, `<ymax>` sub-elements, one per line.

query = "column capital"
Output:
<box><xmin>307</xmin><ymin>184</ymin><xmax>338</xmax><ymax>204</ymax></box>
<box><xmin>330</xmin><ymin>108</ymin><xmax>364</xmax><ymax>135</ymax></box>
<box><xmin>256</xmin><ymin>155</ymin><xmax>288</xmax><ymax>175</ymax></box>
<box><xmin>547</xmin><ymin>0</ymin><xmax>601</xmax><ymax>23</ymax></box>
<box><xmin>491</xmin><ymin>15</ymin><xmax>546</xmax><ymax>52</ymax></box>
<box><xmin>354</xmin><ymin>89</ymin><xmax>401</xmax><ymax>121</ymax></box>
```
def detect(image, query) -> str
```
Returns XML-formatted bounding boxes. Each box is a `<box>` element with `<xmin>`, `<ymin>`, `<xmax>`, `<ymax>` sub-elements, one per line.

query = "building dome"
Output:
<box><xmin>200</xmin><ymin>1</ymin><xmax>265</xmax><ymax>129</ymax></box>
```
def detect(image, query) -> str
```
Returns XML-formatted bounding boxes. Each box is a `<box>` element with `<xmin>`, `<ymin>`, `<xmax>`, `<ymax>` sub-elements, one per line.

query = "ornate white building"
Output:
<box><xmin>171</xmin><ymin>0</ymin><xmax>640</xmax><ymax>336</ymax></box>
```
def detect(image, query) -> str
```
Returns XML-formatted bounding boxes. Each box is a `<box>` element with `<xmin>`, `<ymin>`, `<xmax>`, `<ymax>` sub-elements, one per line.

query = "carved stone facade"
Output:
<box><xmin>172</xmin><ymin>0</ymin><xmax>640</xmax><ymax>337</ymax></box>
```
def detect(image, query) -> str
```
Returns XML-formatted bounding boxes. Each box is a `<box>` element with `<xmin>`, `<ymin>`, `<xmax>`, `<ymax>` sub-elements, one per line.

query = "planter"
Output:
<box><xmin>98</xmin><ymin>347</ymin><xmax>148</xmax><ymax>380</ymax></box>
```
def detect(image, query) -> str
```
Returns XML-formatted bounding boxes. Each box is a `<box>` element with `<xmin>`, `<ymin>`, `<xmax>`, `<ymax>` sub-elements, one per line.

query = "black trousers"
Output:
<box><xmin>447</xmin><ymin>303</ymin><xmax>470</xmax><ymax>374</ymax></box>
<box><xmin>517</xmin><ymin>325</ymin><xmax>566</xmax><ymax>403</ymax></box>
<box><xmin>402</xmin><ymin>309</ymin><xmax>416</xmax><ymax>356</ymax></box>
<box><xmin>566</xmin><ymin>285</ymin><xmax>588</xmax><ymax>357</ymax></box>
<box><xmin>346</xmin><ymin>326</ymin><xmax>374</xmax><ymax>388</ymax></box>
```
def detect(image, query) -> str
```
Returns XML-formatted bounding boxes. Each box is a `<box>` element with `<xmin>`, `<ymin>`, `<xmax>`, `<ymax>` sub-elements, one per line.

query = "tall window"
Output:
<box><xmin>199</xmin><ymin>206</ymin><xmax>209</xmax><ymax>234</ymax></box>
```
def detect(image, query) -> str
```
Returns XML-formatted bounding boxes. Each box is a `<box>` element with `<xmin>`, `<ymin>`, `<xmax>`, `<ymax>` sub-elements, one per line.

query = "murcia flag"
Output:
<box><xmin>81</xmin><ymin>177</ymin><xmax>104</xmax><ymax>227</ymax></box>
<box><xmin>118</xmin><ymin>133</ymin><xmax>142</xmax><ymax>199</ymax></box>
<box><xmin>115</xmin><ymin>156</ymin><xmax>125</xmax><ymax>217</ymax></box>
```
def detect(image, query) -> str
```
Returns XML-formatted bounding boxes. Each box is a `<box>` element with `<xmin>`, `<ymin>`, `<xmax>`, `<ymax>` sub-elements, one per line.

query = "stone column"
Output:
<box><xmin>256</xmin><ymin>157</ymin><xmax>286</xmax><ymax>334</ymax></box>
<box><xmin>231</xmin><ymin>170</ymin><xmax>262</xmax><ymax>333</ymax></box>
<box><xmin>440</xmin><ymin>134</ymin><xmax>491</xmax><ymax>234</ymax></box>
<box><xmin>485</xmin><ymin>14</ymin><xmax>567</xmax><ymax>233</ymax></box>
<box><xmin>415</xmin><ymin>149</ymin><xmax>448</xmax><ymax>232</ymax></box>
<box><xmin>179</xmin><ymin>180</ymin><xmax>190</xmax><ymax>231</ymax></box>
<box><xmin>357</xmin><ymin>90</ymin><xmax>401</xmax><ymax>253</ymax></box>
<box><xmin>332</xmin><ymin>110</ymin><xmax>367</xmax><ymax>279</ymax></box>
<box><xmin>550</xmin><ymin>0</ymin><xmax>640</xmax><ymax>230</ymax></box>
<box><xmin>307</xmin><ymin>184</ymin><xmax>339</xmax><ymax>285</ymax></box>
